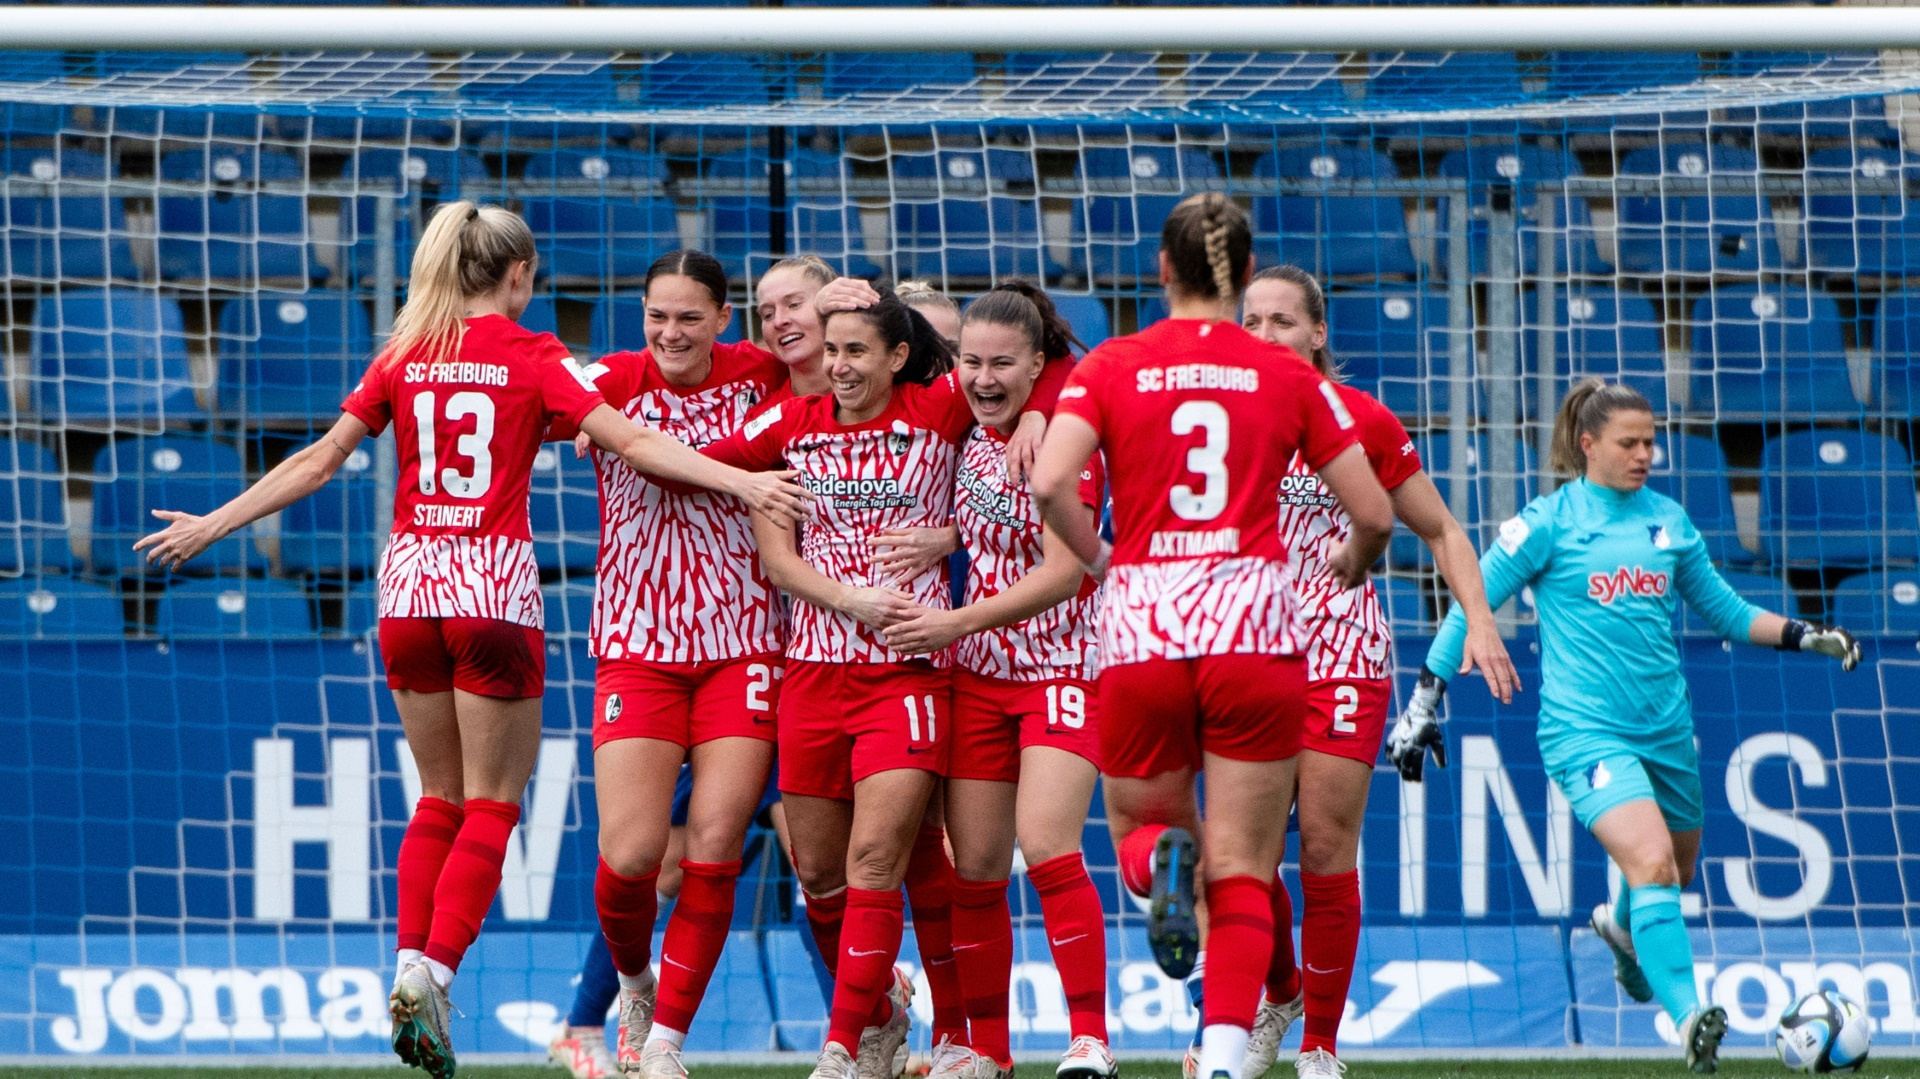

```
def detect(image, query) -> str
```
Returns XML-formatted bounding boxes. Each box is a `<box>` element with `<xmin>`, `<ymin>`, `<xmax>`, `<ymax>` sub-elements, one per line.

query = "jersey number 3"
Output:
<box><xmin>1169</xmin><ymin>400</ymin><xmax>1228</xmax><ymax>521</ymax></box>
<box><xmin>413</xmin><ymin>391</ymin><xmax>496</xmax><ymax>499</ymax></box>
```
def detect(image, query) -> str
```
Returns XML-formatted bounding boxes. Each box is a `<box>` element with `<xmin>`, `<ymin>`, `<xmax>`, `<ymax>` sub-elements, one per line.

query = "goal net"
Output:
<box><xmin>1</xmin><ymin>36</ymin><xmax>1917</xmax><ymax>1060</ymax></box>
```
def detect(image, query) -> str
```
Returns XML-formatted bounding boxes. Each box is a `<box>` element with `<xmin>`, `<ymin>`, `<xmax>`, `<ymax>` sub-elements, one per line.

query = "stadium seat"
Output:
<box><xmin>114</xmin><ymin>108</ymin><xmax>268</xmax><ymax>141</ymax></box>
<box><xmin>1645</xmin><ymin>432</ymin><xmax>1750</xmax><ymax>567</ymax></box>
<box><xmin>702</xmin><ymin>146</ymin><xmax>860</xmax><ymax>279</ymax></box>
<box><xmin>1521</xmin><ymin>289</ymin><xmax>1669</xmax><ymax>414</ymax></box>
<box><xmin>277</xmin><ymin>443</ymin><xmax>379</xmax><ymax>578</ymax></box>
<box><xmin>1256</xmin><ymin>143</ymin><xmax>1419</xmax><ymax>280</ymax></box>
<box><xmin>528</xmin><ymin>443</ymin><xmax>600</xmax><ymax>574</ymax></box>
<box><xmin>1433</xmin><ymin>144</ymin><xmax>1610</xmax><ymax>279</ymax></box>
<box><xmin>1</xmin><ymin>147</ymin><xmax>139</xmax><ymax>282</ymax></box>
<box><xmin>343</xmin><ymin>580</ymin><xmax>379</xmax><ymax>637</ymax></box>
<box><xmin>0</xmin><ymin>575</ymin><xmax>125</xmax><ymax>639</ymax></box>
<box><xmin>32</xmin><ymin>288</ymin><xmax>201</xmax><ymax>426</ymax></box>
<box><xmin>1687</xmin><ymin>286</ymin><xmax>1859</xmax><ymax>418</ymax></box>
<box><xmin>300</xmin><ymin>114</ymin><xmax>458</xmax><ymax>146</ymax></box>
<box><xmin>1759</xmin><ymin>95</ymin><xmax>1896</xmax><ymax>143</ymax></box>
<box><xmin>215</xmin><ymin>290</ymin><xmax>374</xmax><ymax>421</ymax></box>
<box><xmin>639</xmin><ymin>53</ymin><xmax>782</xmax><ymax>106</ymax></box>
<box><xmin>89</xmin><ymin>436</ymin><xmax>265</xmax><ymax>576</ymax></box>
<box><xmin>824</xmin><ymin>53</ymin><xmax>978</xmax><ymax>98</ymax></box>
<box><xmin>1681</xmin><ymin>569</ymin><xmax>1791</xmax><ymax>635</ymax></box>
<box><xmin>1760</xmin><ymin>428</ymin><xmax>1920</xmax><ymax>568</ymax></box>
<box><xmin>892</xmin><ymin>145</ymin><xmax>1053</xmax><ymax>282</ymax></box>
<box><xmin>1549</xmin><ymin>51</ymin><xmax>1701</xmax><ymax>96</ymax></box>
<box><xmin>1078</xmin><ymin>144</ymin><xmax>1222</xmax><ymax>283</ymax></box>
<box><xmin>155</xmin><ymin>577</ymin><xmax>314</xmax><ymax>638</ymax></box>
<box><xmin>345</xmin><ymin>146</ymin><xmax>491</xmax><ymax>283</ymax></box>
<box><xmin>1376</xmin><ymin>572</ymin><xmax>1430</xmax><ymax>633</ymax></box>
<box><xmin>541</xmin><ymin>579</ymin><xmax>596</xmax><ymax>639</ymax></box>
<box><xmin>1389</xmin><ymin>431</ymin><xmax>1536</xmax><ymax>568</ymax></box>
<box><xmin>156</xmin><ymin>144</ymin><xmax>324</xmax><ymax>284</ymax></box>
<box><xmin>1616</xmin><ymin>141</ymin><xmax>1785</xmax><ymax>277</ymax></box>
<box><xmin>1804</xmin><ymin>144</ymin><xmax>1911</xmax><ymax>277</ymax></box>
<box><xmin>520</xmin><ymin>148</ymin><xmax>677</xmax><ymax>283</ymax></box>
<box><xmin>1829</xmin><ymin>569</ymin><xmax>1920</xmax><ymax>635</ymax></box>
<box><xmin>519</xmin><ymin>295</ymin><xmax>563</xmax><ymax>342</ymax></box>
<box><xmin>0</xmin><ymin>437</ymin><xmax>72</xmax><ymax>573</ymax></box>
<box><xmin>1326</xmin><ymin>289</ymin><xmax>1448</xmax><ymax>414</ymax></box>
<box><xmin>1049</xmin><ymin>294</ymin><xmax>1111</xmax><ymax>350</ymax></box>
<box><xmin>1871</xmin><ymin>291</ymin><xmax>1920</xmax><ymax>415</ymax></box>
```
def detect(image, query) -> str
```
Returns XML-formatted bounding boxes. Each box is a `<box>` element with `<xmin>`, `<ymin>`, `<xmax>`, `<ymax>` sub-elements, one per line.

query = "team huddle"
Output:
<box><xmin>133</xmin><ymin>193</ymin><xmax>1865</xmax><ymax>1079</ymax></box>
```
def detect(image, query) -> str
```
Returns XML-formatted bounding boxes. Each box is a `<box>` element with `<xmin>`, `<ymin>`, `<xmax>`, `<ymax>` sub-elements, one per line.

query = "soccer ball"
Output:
<box><xmin>1775</xmin><ymin>990</ymin><xmax>1872</xmax><ymax>1073</ymax></box>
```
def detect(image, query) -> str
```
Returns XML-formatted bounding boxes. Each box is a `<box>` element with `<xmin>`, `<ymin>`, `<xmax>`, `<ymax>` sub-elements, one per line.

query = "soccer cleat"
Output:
<box><xmin>1181</xmin><ymin>1047</ymin><xmax>1199</xmax><ymax>1079</ymax></box>
<box><xmin>633</xmin><ymin>1038</ymin><xmax>689</xmax><ymax>1079</ymax></box>
<box><xmin>1056</xmin><ymin>1034</ymin><xmax>1119</xmax><ymax>1079</ymax></box>
<box><xmin>810</xmin><ymin>1041</ymin><xmax>861</xmax><ymax>1079</ymax></box>
<box><xmin>390</xmin><ymin>965</ymin><xmax>420</xmax><ymax>1070</ymax></box>
<box><xmin>390</xmin><ymin>960</ymin><xmax>457</xmax><ymax>1079</ymax></box>
<box><xmin>967</xmin><ymin>1055</ymin><xmax>1013</xmax><ymax>1079</ymax></box>
<box><xmin>549</xmin><ymin>1026</ymin><xmax>621</xmax><ymax>1079</ymax></box>
<box><xmin>925</xmin><ymin>1036</ymin><xmax>975</xmax><ymax>1079</ymax></box>
<box><xmin>1147</xmin><ymin>826</ymin><xmax>1201</xmax><ymax>979</ymax></box>
<box><xmin>614</xmin><ymin>969</ymin><xmax>657</xmax><ymax>1074</ymax></box>
<box><xmin>1242</xmin><ymin>991</ymin><xmax>1306</xmax><ymax>1078</ymax></box>
<box><xmin>1294</xmin><ymin>1048</ymin><xmax>1347</xmax><ymax>1079</ymax></box>
<box><xmin>1682</xmin><ymin>1005</ymin><xmax>1728</xmax><ymax>1074</ymax></box>
<box><xmin>856</xmin><ymin>968</ymin><xmax>914</xmax><ymax>1079</ymax></box>
<box><xmin>1590</xmin><ymin>903</ymin><xmax>1654</xmax><ymax>1004</ymax></box>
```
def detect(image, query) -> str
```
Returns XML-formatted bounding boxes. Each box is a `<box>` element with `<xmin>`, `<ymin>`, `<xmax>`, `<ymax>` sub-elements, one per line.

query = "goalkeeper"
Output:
<box><xmin>1388</xmin><ymin>379</ymin><xmax>1861</xmax><ymax>1075</ymax></box>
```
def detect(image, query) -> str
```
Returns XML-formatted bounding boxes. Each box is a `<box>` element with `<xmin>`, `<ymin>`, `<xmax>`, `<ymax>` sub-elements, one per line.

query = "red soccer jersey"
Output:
<box><xmin>705</xmin><ymin>375</ymin><xmax>974</xmax><ymax>665</ymax></box>
<box><xmin>1054</xmin><ymin>319</ymin><xmax>1359</xmax><ymax>665</ymax></box>
<box><xmin>573</xmin><ymin>340</ymin><xmax>791</xmax><ymax>663</ymax></box>
<box><xmin>1276</xmin><ymin>382</ymin><xmax>1422</xmax><ymax>681</ymax></box>
<box><xmin>953</xmin><ymin>426</ymin><xmax>1104</xmax><ymax>682</ymax></box>
<box><xmin>341</xmin><ymin>314</ymin><xmax>604</xmax><ymax>629</ymax></box>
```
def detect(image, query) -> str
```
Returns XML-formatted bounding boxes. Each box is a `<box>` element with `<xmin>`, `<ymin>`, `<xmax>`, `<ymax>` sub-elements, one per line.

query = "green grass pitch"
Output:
<box><xmin>3</xmin><ymin>1062</ymin><xmax>1920</xmax><ymax>1079</ymax></box>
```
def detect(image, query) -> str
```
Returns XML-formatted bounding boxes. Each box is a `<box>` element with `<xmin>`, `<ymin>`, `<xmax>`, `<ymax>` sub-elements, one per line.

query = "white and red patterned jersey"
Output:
<box><xmin>1277</xmin><ymin>382</ymin><xmax>1423</xmax><ymax>681</ymax></box>
<box><xmin>704</xmin><ymin>376</ymin><xmax>974</xmax><ymax>665</ymax></box>
<box><xmin>1054</xmin><ymin>319</ymin><xmax>1359</xmax><ymax>666</ymax></box>
<box><xmin>571</xmin><ymin>340</ymin><xmax>790</xmax><ymax>663</ymax></box>
<box><xmin>953</xmin><ymin>426</ymin><xmax>1104</xmax><ymax>682</ymax></box>
<box><xmin>342</xmin><ymin>314</ymin><xmax>604</xmax><ymax>629</ymax></box>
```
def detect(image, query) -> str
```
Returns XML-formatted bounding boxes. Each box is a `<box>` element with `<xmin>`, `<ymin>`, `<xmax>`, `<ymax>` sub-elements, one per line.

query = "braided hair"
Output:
<box><xmin>1161</xmin><ymin>192</ymin><xmax>1253</xmax><ymax>304</ymax></box>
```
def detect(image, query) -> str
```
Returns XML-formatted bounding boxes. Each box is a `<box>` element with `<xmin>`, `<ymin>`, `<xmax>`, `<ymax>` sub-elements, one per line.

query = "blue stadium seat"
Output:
<box><xmin>1389</xmin><ymin>432</ymin><xmax>1536</xmax><ymax>568</ymax></box>
<box><xmin>89</xmin><ymin>436</ymin><xmax>265</xmax><ymax>576</ymax></box>
<box><xmin>528</xmin><ymin>443</ymin><xmax>599</xmax><ymax>574</ymax></box>
<box><xmin>701</xmin><ymin>147</ymin><xmax>858</xmax><ymax>278</ymax></box>
<box><xmin>1367</xmin><ymin>52</ymin><xmax>1527</xmax><ymax>117</ymax></box>
<box><xmin>1688</xmin><ymin>286</ymin><xmax>1859</xmax><ymax>417</ymax></box>
<box><xmin>1</xmin><ymin>147</ymin><xmax>139</xmax><ymax>282</ymax></box>
<box><xmin>1256</xmin><ymin>143</ymin><xmax>1418</xmax><ymax>280</ymax></box>
<box><xmin>1829</xmin><ymin>569</ymin><xmax>1920</xmax><ymax>635</ymax></box>
<box><xmin>1871</xmin><ymin>291</ymin><xmax>1920</xmax><ymax>415</ymax></box>
<box><xmin>519</xmin><ymin>296</ymin><xmax>562</xmax><ymax>341</ymax></box>
<box><xmin>1433</xmin><ymin>144</ymin><xmax>1610</xmax><ymax>279</ymax></box>
<box><xmin>1760</xmin><ymin>428</ymin><xmax>1920</xmax><ymax>568</ymax></box>
<box><xmin>156</xmin><ymin>144</ymin><xmax>324</xmax><ymax>284</ymax></box>
<box><xmin>215</xmin><ymin>290</ymin><xmax>373</xmax><ymax>421</ymax></box>
<box><xmin>278</xmin><ymin>444</ymin><xmax>379</xmax><ymax>578</ymax></box>
<box><xmin>156</xmin><ymin>577</ymin><xmax>314</xmax><ymax>638</ymax></box>
<box><xmin>0</xmin><ymin>576</ymin><xmax>125</xmax><ymax>639</ymax></box>
<box><xmin>1078</xmin><ymin>144</ymin><xmax>1222</xmax><ymax>283</ymax></box>
<box><xmin>344</xmin><ymin>581</ymin><xmax>379</xmax><ymax>637</ymax></box>
<box><xmin>783</xmin><ymin>147</ymin><xmax>885</xmax><ymax>280</ymax></box>
<box><xmin>32</xmin><ymin>288</ymin><xmax>201</xmax><ymax>426</ymax></box>
<box><xmin>1646</xmin><ymin>432</ymin><xmax>1750</xmax><ymax>567</ymax></box>
<box><xmin>0</xmin><ymin>437</ymin><xmax>71</xmax><ymax>573</ymax></box>
<box><xmin>521</xmin><ymin>149</ymin><xmax>677</xmax><ymax>282</ymax></box>
<box><xmin>1521</xmin><ymin>289</ymin><xmax>1668</xmax><ymax>414</ymax></box>
<box><xmin>639</xmin><ymin>53</ymin><xmax>781</xmax><ymax>106</ymax></box>
<box><xmin>824</xmin><ymin>53</ymin><xmax>978</xmax><ymax>98</ymax></box>
<box><xmin>1804</xmin><ymin>144</ymin><xmax>1910</xmax><ymax>277</ymax></box>
<box><xmin>1049</xmin><ymin>294</ymin><xmax>1110</xmax><ymax>349</ymax></box>
<box><xmin>1681</xmin><ymin>569</ymin><xmax>1791</xmax><ymax>635</ymax></box>
<box><xmin>892</xmin><ymin>145</ymin><xmax>1052</xmax><ymax>281</ymax></box>
<box><xmin>1758</xmin><ymin>95</ymin><xmax>1896</xmax><ymax>142</ymax></box>
<box><xmin>1376</xmin><ymin>573</ymin><xmax>1429</xmax><ymax>633</ymax></box>
<box><xmin>1326</xmin><ymin>289</ymin><xmax>1447</xmax><ymax>414</ymax></box>
<box><xmin>299</xmin><ymin>114</ymin><xmax>458</xmax><ymax>145</ymax></box>
<box><xmin>1616</xmin><ymin>142</ymin><xmax>1785</xmax><ymax>276</ymax></box>
<box><xmin>346</xmin><ymin>146</ymin><xmax>491</xmax><ymax>283</ymax></box>
<box><xmin>113</xmin><ymin>108</ymin><xmax>268</xmax><ymax>141</ymax></box>
<box><xmin>1549</xmin><ymin>51</ymin><xmax>1701</xmax><ymax>96</ymax></box>
<box><xmin>590</xmin><ymin>295</ymin><xmax>742</xmax><ymax>355</ymax></box>
<box><xmin>541</xmin><ymin>579</ymin><xmax>595</xmax><ymax>638</ymax></box>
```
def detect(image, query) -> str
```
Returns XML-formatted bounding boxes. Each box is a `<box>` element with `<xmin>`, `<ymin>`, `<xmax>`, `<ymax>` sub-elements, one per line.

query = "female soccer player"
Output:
<box><xmin>1390</xmin><ymin>378</ymin><xmax>1862</xmax><ymax>1075</ymax></box>
<box><xmin>1237</xmin><ymin>265</ymin><xmax>1519</xmax><ymax>1079</ymax></box>
<box><xmin>883</xmin><ymin>283</ymin><xmax>1116</xmax><ymax>1079</ymax></box>
<box><xmin>1029</xmin><ymin>194</ymin><xmax>1395</xmax><ymax>1079</ymax></box>
<box><xmin>133</xmin><ymin>202</ymin><xmax>809</xmax><ymax>1079</ymax></box>
<box><xmin>756</xmin><ymin>254</ymin><xmax>841</xmax><ymax>397</ymax></box>
<box><xmin>898</xmin><ymin>279</ymin><xmax>961</xmax><ymax>350</ymax></box>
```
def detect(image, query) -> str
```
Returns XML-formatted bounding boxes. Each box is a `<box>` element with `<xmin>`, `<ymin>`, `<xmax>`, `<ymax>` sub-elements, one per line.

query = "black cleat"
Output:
<box><xmin>1146</xmin><ymin>826</ymin><xmax>1200</xmax><ymax>979</ymax></box>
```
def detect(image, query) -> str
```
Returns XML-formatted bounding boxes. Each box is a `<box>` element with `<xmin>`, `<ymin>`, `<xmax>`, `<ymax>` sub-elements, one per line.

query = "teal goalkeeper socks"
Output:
<box><xmin>1628</xmin><ymin>884</ymin><xmax>1698</xmax><ymax>1023</ymax></box>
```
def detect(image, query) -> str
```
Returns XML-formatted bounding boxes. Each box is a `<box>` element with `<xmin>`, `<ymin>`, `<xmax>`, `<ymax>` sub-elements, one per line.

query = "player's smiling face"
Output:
<box><xmin>1241</xmin><ymin>277</ymin><xmax>1327</xmax><ymax>372</ymax></box>
<box><xmin>1582</xmin><ymin>408</ymin><xmax>1657</xmax><ymax>492</ymax></box>
<box><xmin>957</xmin><ymin>320</ymin><xmax>1042</xmax><ymax>433</ymax></box>
<box><xmin>645</xmin><ymin>273</ymin><xmax>730</xmax><ymax>381</ymax></box>
<box><xmin>823</xmin><ymin>309</ymin><xmax>906</xmax><ymax>423</ymax></box>
<box><xmin>755</xmin><ymin>267</ymin><xmax>826</xmax><ymax>369</ymax></box>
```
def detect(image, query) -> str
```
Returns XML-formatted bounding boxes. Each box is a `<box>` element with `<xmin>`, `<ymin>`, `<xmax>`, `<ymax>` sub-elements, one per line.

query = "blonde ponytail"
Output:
<box><xmin>379</xmin><ymin>200</ymin><xmax>537</xmax><ymax>367</ymax></box>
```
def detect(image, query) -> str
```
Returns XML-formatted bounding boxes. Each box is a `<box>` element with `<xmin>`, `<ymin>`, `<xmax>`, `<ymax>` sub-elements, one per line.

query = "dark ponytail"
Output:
<box><xmin>645</xmin><ymin>249</ymin><xmax>730</xmax><ymax>308</ymax></box>
<box><xmin>826</xmin><ymin>286</ymin><xmax>955</xmax><ymax>387</ymax></box>
<box><xmin>962</xmin><ymin>280</ymin><xmax>1084</xmax><ymax>361</ymax></box>
<box><xmin>1550</xmin><ymin>378</ymin><xmax>1654</xmax><ymax>475</ymax></box>
<box><xmin>1162</xmin><ymin>192</ymin><xmax>1252</xmax><ymax>303</ymax></box>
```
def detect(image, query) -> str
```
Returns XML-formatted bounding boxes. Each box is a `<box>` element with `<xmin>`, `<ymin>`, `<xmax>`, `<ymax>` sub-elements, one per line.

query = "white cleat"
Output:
<box><xmin>1590</xmin><ymin>903</ymin><xmax>1654</xmax><ymax>1004</ymax></box>
<box><xmin>614</xmin><ymin>969</ymin><xmax>657</xmax><ymax>1074</ymax></box>
<box><xmin>1055</xmin><ymin>1034</ymin><xmax>1119</xmax><ymax>1079</ymax></box>
<box><xmin>633</xmin><ymin>1038</ymin><xmax>689</xmax><ymax>1079</ymax></box>
<box><xmin>810</xmin><ymin>1041</ymin><xmax>861</xmax><ymax>1079</ymax></box>
<box><xmin>925</xmin><ymin>1036</ymin><xmax>975</xmax><ymax>1079</ymax></box>
<box><xmin>856</xmin><ymin>968</ymin><xmax>914</xmax><ymax>1079</ymax></box>
<box><xmin>1243</xmin><ymin>991</ymin><xmax>1306</xmax><ymax>1078</ymax></box>
<box><xmin>389</xmin><ymin>960</ymin><xmax>457</xmax><ymax>1079</ymax></box>
<box><xmin>1293</xmin><ymin>1048</ymin><xmax>1347</xmax><ymax>1079</ymax></box>
<box><xmin>548</xmin><ymin>1025</ymin><xmax>620</xmax><ymax>1079</ymax></box>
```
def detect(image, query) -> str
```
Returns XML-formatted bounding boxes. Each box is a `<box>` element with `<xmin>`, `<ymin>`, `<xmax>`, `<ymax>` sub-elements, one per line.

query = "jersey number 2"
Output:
<box><xmin>1170</xmin><ymin>400</ymin><xmax>1228</xmax><ymax>521</ymax></box>
<box><xmin>413</xmin><ymin>391</ymin><xmax>495</xmax><ymax>499</ymax></box>
<box><xmin>1331</xmin><ymin>684</ymin><xmax>1360</xmax><ymax>735</ymax></box>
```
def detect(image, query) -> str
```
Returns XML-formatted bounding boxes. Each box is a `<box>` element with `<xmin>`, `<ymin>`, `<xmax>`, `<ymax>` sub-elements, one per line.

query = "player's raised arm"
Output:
<box><xmin>576</xmin><ymin>403</ymin><xmax>811</xmax><ymax>523</ymax></box>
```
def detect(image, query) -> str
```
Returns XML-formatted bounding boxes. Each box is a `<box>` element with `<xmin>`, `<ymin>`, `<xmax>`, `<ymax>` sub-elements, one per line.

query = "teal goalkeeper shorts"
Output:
<box><xmin>1546</xmin><ymin>732</ymin><xmax>1705</xmax><ymax>833</ymax></box>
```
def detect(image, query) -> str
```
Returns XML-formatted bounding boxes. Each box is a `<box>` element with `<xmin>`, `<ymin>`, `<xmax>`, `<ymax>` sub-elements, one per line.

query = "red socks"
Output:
<box><xmin>1299</xmin><ymin>870</ymin><xmax>1361</xmax><ymax>1054</ymax></box>
<box><xmin>396</xmin><ymin>797</ymin><xmax>463</xmax><ymax>954</ymax></box>
<box><xmin>804</xmin><ymin>887</ymin><xmax>847</xmax><ymax>979</ymax></box>
<box><xmin>653</xmin><ymin>859</ymin><xmax>742</xmax><ymax>1034</ymax></box>
<box><xmin>950</xmin><ymin>877</ymin><xmax>1014</xmax><ymax>1066</ymax></box>
<box><xmin>905</xmin><ymin>826</ymin><xmax>966</xmax><ymax>1044</ymax></box>
<box><xmin>826</xmin><ymin>888</ymin><xmax>905</xmax><ymax>1055</ymax></box>
<box><xmin>423</xmin><ymin>797</ymin><xmax>520</xmax><ymax>972</ymax></box>
<box><xmin>595</xmin><ymin>856</ymin><xmax>662</xmax><ymax>978</ymax></box>
<box><xmin>1266</xmin><ymin>873</ymin><xmax>1301</xmax><ymax>1003</ymax></box>
<box><xmin>1116</xmin><ymin>823</ymin><xmax>1167</xmax><ymax>899</ymax></box>
<box><xmin>1201</xmin><ymin>875</ymin><xmax>1274</xmax><ymax>1030</ymax></box>
<box><xmin>1028</xmin><ymin>852</ymin><xmax>1108</xmax><ymax>1042</ymax></box>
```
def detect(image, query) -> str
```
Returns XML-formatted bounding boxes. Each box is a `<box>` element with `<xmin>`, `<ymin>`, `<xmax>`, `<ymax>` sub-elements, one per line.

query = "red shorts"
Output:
<box><xmin>379</xmin><ymin>616</ymin><xmax>545</xmax><ymax>700</ymax></box>
<box><xmin>949</xmin><ymin>670</ymin><xmax>1100</xmax><ymax>782</ymax></box>
<box><xmin>592</xmin><ymin>654</ymin><xmax>784</xmax><ymax>751</ymax></box>
<box><xmin>1301</xmin><ymin>677</ymin><xmax>1392</xmax><ymax>765</ymax></box>
<box><xmin>1096</xmin><ymin>653</ymin><xmax>1307</xmax><ymax>779</ymax></box>
<box><xmin>777</xmin><ymin>660</ymin><xmax>950</xmax><ymax>801</ymax></box>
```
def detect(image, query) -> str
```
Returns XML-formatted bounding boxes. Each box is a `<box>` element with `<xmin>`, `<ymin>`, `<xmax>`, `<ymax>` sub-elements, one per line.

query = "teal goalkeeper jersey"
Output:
<box><xmin>1424</xmin><ymin>477</ymin><xmax>1764</xmax><ymax>754</ymax></box>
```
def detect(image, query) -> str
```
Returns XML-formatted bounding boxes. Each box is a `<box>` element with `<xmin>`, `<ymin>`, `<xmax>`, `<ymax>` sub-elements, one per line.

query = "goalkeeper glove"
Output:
<box><xmin>1386</xmin><ymin>669</ymin><xmax>1449</xmax><ymax>783</ymax></box>
<box><xmin>1778</xmin><ymin>619</ymin><xmax>1862</xmax><ymax>672</ymax></box>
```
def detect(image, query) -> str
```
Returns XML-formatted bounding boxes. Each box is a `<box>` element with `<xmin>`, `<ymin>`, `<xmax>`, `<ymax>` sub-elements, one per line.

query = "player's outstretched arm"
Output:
<box><xmin>1671</xmin><ymin>532</ymin><xmax>1861</xmax><ymax>671</ymax></box>
<box><xmin>1031</xmin><ymin>414</ymin><xmax>1107</xmax><ymax>576</ymax></box>
<box><xmin>133</xmin><ymin>413</ymin><xmax>373</xmax><ymax>572</ymax></box>
<box><xmin>1748</xmin><ymin>612</ymin><xmax>1863</xmax><ymax>672</ymax></box>
<box><xmin>885</xmin><ymin>517</ymin><xmax>1093</xmax><ymax>655</ymax></box>
<box><xmin>578</xmin><ymin>403</ymin><xmax>810</xmax><ymax>523</ymax></box>
<box><xmin>749</xmin><ymin>509</ymin><xmax>915</xmax><ymax>632</ymax></box>
<box><xmin>1317</xmin><ymin>444</ymin><xmax>1394</xmax><ymax>588</ymax></box>
<box><xmin>1390</xmin><ymin>469</ymin><xmax>1520</xmax><ymax>703</ymax></box>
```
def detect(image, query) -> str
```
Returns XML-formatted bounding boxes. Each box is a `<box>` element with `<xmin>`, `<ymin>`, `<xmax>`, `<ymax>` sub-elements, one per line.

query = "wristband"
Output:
<box><xmin>1777</xmin><ymin>619</ymin><xmax>1808</xmax><ymax>652</ymax></box>
<box><xmin>1078</xmin><ymin>540</ymin><xmax>1112</xmax><ymax>578</ymax></box>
